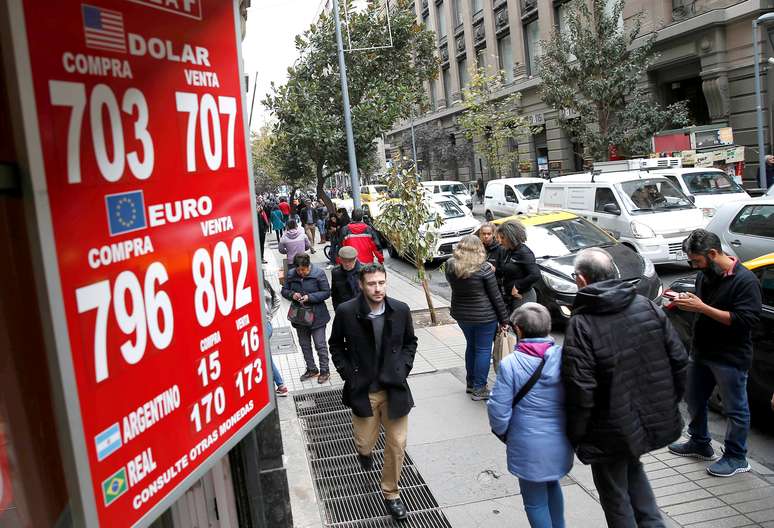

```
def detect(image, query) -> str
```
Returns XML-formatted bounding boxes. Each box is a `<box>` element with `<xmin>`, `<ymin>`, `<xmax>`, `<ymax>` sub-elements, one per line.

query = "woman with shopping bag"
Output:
<box><xmin>445</xmin><ymin>235</ymin><xmax>509</xmax><ymax>401</ymax></box>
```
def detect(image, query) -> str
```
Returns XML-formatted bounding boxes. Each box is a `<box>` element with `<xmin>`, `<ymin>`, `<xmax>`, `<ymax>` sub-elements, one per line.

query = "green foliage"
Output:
<box><xmin>251</xmin><ymin>127</ymin><xmax>313</xmax><ymax>193</ymax></box>
<box><xmin>538</xmin><ymin>0</ymin><xmax>690</xmax><ymax>160</ymax></box>
<box><xmin>373</xmin><ymin>159</ymin><xmax>443</xmax><ymax>322</ymax></box>
<box><xmin>263</xmin><ymin>0</ymin><xmax>438</xmax><ymax>210</ymax></box>
<box><xmin>457</xmin><ymin>68</ymin><xmax>533</xmax><ymax>180</ymax></box>
<box><xmin>409</xmin><ymin>123</ymin><xmax>473</xmax><ymax>179</ymax></box>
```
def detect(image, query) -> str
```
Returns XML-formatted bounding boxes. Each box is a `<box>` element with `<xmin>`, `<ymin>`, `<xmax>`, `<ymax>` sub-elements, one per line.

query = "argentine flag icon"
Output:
<box><xmin>95</xmin><ymin>423</ymin><xmax>122</xmax><ymax>461</ymax></box>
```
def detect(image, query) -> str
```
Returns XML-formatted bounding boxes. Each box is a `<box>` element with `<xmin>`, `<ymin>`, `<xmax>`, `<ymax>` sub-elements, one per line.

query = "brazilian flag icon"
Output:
<box><xmin>102</xmin><ymin>467</ymin><xmax>128</xmax><ymax>506</ymax></box>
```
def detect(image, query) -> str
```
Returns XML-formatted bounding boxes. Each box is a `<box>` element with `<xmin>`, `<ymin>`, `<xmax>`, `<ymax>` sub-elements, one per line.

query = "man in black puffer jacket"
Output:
<box><xmin>563</xmin><ymin>248</ymin><xmax>688</xmax><ymax>528</ymax></box>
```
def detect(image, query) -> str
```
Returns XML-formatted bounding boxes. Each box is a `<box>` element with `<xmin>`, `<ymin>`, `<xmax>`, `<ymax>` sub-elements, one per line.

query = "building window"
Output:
<box><xmin>459</xmin><ymin>57</ymin><xmax>470</xmax><ymax>91</ymax></box>
<box><xmin>423</xmin><ymin>13</ymin><xmax>430</xmax><ymax>29</ymax></box>
<box><xmin>429</xmin><ymin>80</ymin><xmax>437</xmax><ymax>110</ymax></box>
<box><xmin>453</xmin><ymin>0</ymin><xmax>464</xmax><ymax>26</ymax></box>
<box><xmin>437</xmin><ymin>1</ymin><xmax>448</xmax><ymax>39</ymax></box>
<box><xmin>471</xmin><ymin>0</ymin><xmax>483</xmax><ymax>15</ymax></box>
<box><xmin>556</xmin><ymin>2</ymin><xmax>571</xmax><ymax>33</ymax></box>
<box><xmin>442</xmin><ymin>67</ymin><xmax>452</xmax><ymax>105</ymax></box>
<box><xmin>497</xmin><ymin>34</ymin><xmax>513</xmax><ymax>83</ymax></box>
<box><xmin>476</xmin><ymin>47</ymin><xmax>486</xmax><ymax>71</ymax></box>
<box><xmin>524</xmin><ymin>18</ymin><xmax>540</xmax><ymax>76</ymax></box>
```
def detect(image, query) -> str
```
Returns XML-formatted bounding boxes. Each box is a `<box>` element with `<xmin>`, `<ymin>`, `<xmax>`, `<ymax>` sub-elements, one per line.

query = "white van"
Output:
<box><xmin>539</xmin><ymin>172</ymin><xmax>705</xmax><ymax>264</ymax></box>
<box><xmin>421</xmin><ymin>181</ymin><xmax>473</xmax><ymax>209</ymax></box>
<box><xmin>484</xmin><ymin>177</ymin><xmax>545</xmax><ymax>220</ymax></box>
<box><xmin>650</xmin><ymin>168</ymin><xmax>750</xmax><ymax>219</ymax></box>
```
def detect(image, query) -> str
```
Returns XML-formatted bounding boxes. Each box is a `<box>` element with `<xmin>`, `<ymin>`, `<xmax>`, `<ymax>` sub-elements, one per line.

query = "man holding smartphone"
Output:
<box><xmin>669</xmin><ymin>230</ymin><xmax>762</xmax><ymax>478</ymax></box>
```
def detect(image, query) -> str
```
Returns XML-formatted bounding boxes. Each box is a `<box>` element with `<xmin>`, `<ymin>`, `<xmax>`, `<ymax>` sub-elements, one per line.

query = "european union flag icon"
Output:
<box><xmin>105</xmin><ymin>190</ymin><xmax>147</xmax><ymax>236</ymax></box>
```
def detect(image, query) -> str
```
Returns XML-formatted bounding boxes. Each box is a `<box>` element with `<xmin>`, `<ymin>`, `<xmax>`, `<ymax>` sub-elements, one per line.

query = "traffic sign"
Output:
<box><xmin>3</xmin><ymin>1</ymin><xmax>273</xmax><ymax>526</ymax></box>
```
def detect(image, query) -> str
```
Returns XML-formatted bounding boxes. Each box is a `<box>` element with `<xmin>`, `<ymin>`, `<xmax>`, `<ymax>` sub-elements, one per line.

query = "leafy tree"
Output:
<box><xmin>264</xmin><ymin>0</ymin><xmax>438</xmax><ymax>212</ymax></box>
<box><xmin>538</xmin><ymin>0</ymin><xmax>690</xmax><ymax>160</ymax></box>
<box><xmin>251</xmin><ymin>126</ymin><xmax>315</xmax><ymax>198</ymax></box>
<box><xmin>457</xmin><ymin>68</ymin><xmax>533</xmax><ymax>181</ymax></box>
<box><xmin>374</xmin><ymin>161</ymin><xmax>442</xmax><ymax>324</ymax></box>
<box><xmin>410</xmin><ymin>123</ymin><xmax>473</xmax><ymax>179</ymax></box>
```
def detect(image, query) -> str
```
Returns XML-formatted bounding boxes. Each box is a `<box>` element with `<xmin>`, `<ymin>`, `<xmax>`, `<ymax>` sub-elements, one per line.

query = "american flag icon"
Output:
<box><xmin>81</xmin><ymin>4</ymin><xmax>126</xmax><ymax>53</ymax></box>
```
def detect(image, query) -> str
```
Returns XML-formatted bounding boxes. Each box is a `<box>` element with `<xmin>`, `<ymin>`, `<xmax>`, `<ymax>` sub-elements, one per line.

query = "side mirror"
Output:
<box><xmin>687</xmin><ymin>195</ymin><xmax>696</xmax><ymax>204</ymax></box>
<box><xmin>603</xmin><ymin>203</ymin><xmax>621</xmax><ymax>215</ymax></box>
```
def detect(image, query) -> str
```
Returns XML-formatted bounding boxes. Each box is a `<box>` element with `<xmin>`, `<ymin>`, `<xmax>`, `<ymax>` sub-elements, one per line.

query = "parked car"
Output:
<box><xmin>380</xmin><ymin>197</ymin><xmax>481</xmax><ymax>263</ymax></box>
<box><xmin>484</xmin><ymin>177</ymin><xmax>545</xmax><ymax>220</ymax></box>
<box><xmin>539</xmin><ymin>172</ymin><xmax>705</xmax><ymax>264</ymax></box>
<box><xmin>491</xmin><ymin>211</ymin><xmax>662</xmax><ymax>321</ymax></box>
<box><xmin>704</xmin><ymin>197</ymin><xmax>774</xmax><ymax>262</ymax></box>
<box><xmin>651</xmin><ymin>168</ymin><xmax>750</xmax><ymax>219</ymax></box>
<box><xmin>663</xmin><ymin>253</ymin><xmax>774</xmax><ymax>421</ymax></box>
<box><xmin>421</xmin><ymin>180</ymin><xmax>473</xmax><ymax>209</ymax></box>
<box><xmin>439</xmin><ymin>193</ymin><xmax>474</xmax><ymax>216</ymax></box>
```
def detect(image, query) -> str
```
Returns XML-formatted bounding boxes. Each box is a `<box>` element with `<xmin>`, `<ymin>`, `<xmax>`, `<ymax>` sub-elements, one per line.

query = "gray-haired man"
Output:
<box><xmin>562</xmin><ymin>248</ymin><xmax>688</xmax><ymax>527</ymax></box>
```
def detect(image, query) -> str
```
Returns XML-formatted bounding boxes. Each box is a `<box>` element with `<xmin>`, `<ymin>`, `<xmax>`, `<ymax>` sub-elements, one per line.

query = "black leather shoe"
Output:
<box><xmin>357</xmin><ymin>453</ymin><xmax>373</xmax><ymax>471</ymax></box>
<box><xmin>384</xmin><ymin>498</ymin><xmax>407</xmax><ymax>521</ymax></box>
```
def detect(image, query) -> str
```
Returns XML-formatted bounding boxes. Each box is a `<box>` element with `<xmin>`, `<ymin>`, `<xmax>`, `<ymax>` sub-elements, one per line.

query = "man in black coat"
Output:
<box><xmin>330</xmin><ymin>246</ymin><xmax>362</xmax><ymax>309</ymax></box>
<box><xmin>328</xmin><ymin>263</ymin><xmax>418</xmax><ymax>521</ymax></box>
<box><xmin>563</xmin><ymin>248</ymin><xmax>688</xmax><ymax>528</ymax></box>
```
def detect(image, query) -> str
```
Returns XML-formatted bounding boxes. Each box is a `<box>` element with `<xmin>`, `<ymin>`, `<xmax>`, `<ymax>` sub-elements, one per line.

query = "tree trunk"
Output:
<box><xmin>316</xmin><ymin>162</ymin><xmax>336</xmax><ymax>213</ymax></box>
<box><xmin>418</xmin><ymin>265</ymin><xmax>437</xmax><ymax>326</ymax></box>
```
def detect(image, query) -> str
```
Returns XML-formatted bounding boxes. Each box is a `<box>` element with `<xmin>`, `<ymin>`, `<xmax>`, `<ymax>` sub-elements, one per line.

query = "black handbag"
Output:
<box><xmin>492</xmin><ymin>357</ymin><xmax>546</xmax><ymax>444</ymax></box>
<box><xmin>287</xmin><ymin>303</ymin><xmax>315</xmax><ymax>327</ymax></box>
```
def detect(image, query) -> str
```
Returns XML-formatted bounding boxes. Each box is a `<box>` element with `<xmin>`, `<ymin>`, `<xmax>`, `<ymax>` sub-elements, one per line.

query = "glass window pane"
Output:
<box><xmin>472</xmin><ymin>0</ymin><xmax>483</xmax><ymax>14</ymax></box>
<box><xmin>525</xmin><ymin>19</ymin><xmax>540</xmax><ymax>76</ymax></box>
<box><xmin>454</xmin><ymin>0</ymin><xmax>464</xmax><ymax>26</ymax></box>
<box><xmin>459</xmin><ymin>58</ymin><xmax>469</xmax><ymax>89</ymax></box>
<box><xmin>476</xmin><ymin>48</ymin><xmax>486</xmax><ymax>71</ymax></box>
<box><xmin>498</xmin><ymin>34</ymin><xmax>513</xmax><ymax>83</ymax></box>
<box><xmin>429</xmin><ymin>80</ymin><xmax>437</xmax><ymax>110</ymax></box>
<box><xmin>442</xmin><ymin>68</ymin><xmax>452</xmax><ymax>105</ymax></box>
<box><xmin>437</xmin><ymin>1</ymin><xmax>448</xmax><ymax>38</ymax></box>
<box><xmin>730</xmin><ymin>205</ymin><xmax>774</xmax><ymax>237</ymax></box>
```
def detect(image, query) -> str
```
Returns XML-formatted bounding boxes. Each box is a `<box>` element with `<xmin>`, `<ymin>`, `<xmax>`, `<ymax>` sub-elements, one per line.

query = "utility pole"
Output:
<box><xmin>332</xmin><ymin>0</ymin><xmax>362</xmax><ymax>209</ymax></box>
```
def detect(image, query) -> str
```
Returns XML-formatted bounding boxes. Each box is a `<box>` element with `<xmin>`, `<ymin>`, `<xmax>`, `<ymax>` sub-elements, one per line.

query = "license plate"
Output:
<box><xmin>673</xmin><ymin>250</ymin><xmax>687</xmax><ymax>260</ymax></box>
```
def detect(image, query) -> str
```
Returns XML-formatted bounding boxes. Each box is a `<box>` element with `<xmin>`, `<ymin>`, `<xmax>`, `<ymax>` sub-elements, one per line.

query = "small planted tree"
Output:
<box><xmin>374</xmin><ymin>160</ymin><xmax>443</xmax><ymax>324</ymax></box>
<box><xmin>457</xmin><ymin>68</ymin><xmax>533</xmax><ymax>180</ymax></box>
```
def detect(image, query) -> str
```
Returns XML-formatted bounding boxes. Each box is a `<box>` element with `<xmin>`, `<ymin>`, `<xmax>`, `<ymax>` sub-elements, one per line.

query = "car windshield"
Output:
<box><xmin>618</xmin><ymin>178</ymin><xmax>693</xmax><ymax>213</ymax></box>
<box><xmin>371</xmin><ymin>185</ymin><xmax>388</xmax><ymax>194</ymax></box>
<box><xmin>682</xmin><ymin>171</ymin><xmax>744</xmax><ymax>195</ymax></box>
<box><xmin>434</xmin><ymin>200</ymin><xmax>465</xmax><ymax>219</ymax></box>
<box><xmin>440</xmin><ymin>194</ymin><xmax>463</xmax><ymax>206</ymax></box>
<box><xmin>439</xmin><ymin>184</ymin><xmax>467</xmax><ymax>195</ymax></box>
<box><xmin>526</xmin><ymin>218</ymin><xmax>615</xmax><ymax>258</ymax></box>
<box><xmin>516</xmin><ymin>182</ymin><xmax>543</xmax><ymax>200</ymax></box>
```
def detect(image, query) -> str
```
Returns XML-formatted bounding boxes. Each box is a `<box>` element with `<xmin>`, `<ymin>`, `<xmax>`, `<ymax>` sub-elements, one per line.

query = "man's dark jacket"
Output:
<box><xmin>562</xmin><ymin>279</ymin><xmax>688</xmax><ymax>464</ymax></box>
<box><xmin>331</xmin><ymin>262</ymin><xmax>362</xmax><ymax>309</ymax></box>
<box><xmin>298</xmin><ymin>205</ymin><xmax>318</xmax><ymax>225</ymax></box>
<box><xmin>329</xmin><ymin>294</ymin><xmax>418</xmax><ymax>419</ymax></box>
<box><xmin>280</xmin><ymin>265</ymin><xmax>331</xmax><ymax>330</ymax></box>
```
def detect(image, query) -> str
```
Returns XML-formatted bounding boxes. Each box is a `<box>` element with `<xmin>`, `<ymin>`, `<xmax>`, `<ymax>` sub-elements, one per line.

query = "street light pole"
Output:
<box><xmin>753</xmin><ymin>12</ymin><xmax>774</xmax><ymax>189</ymax></box>
<box><xmin>332</xmin><ymin>0</ymin><xmax>362</xmax><ymax>209</ymax></box>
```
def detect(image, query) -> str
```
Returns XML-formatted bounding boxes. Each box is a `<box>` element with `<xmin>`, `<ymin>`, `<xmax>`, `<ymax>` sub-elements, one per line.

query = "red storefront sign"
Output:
<box><xmin>6</xmin><ymin>1</ymin><xmax>271</xmax><ymax>526</ymax></box>
<box><xmin>0</xmin><ymin>432</ymin><xmax>11</xmax><ymax>512</ymax></box>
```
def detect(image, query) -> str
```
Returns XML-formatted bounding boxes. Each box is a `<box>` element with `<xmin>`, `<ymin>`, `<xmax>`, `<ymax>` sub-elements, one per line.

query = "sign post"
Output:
<box><xmin>2</xmin><ymin>1</ymin><xmax>274</xmax><ymax>526</ymax></box>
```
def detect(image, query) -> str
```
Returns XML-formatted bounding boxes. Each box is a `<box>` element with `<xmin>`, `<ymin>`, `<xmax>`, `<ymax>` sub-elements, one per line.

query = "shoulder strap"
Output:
<box><xmin>511</xmin><ymin>357</ymin><xmax>546</xmax><ymax>409</ymax></box>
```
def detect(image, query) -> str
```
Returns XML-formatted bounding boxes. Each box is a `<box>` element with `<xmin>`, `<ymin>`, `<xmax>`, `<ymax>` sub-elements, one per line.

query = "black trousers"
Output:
<box><xmin>591</xmin><ymin>458</ymin><xmax>664</xmax><ymax>528</ymax></box>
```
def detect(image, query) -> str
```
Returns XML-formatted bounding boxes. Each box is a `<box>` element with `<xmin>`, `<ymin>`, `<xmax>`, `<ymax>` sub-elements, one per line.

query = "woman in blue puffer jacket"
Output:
<box><xmin>487</xmin><ymin>303</ymin><xmax>573</xmax><ymax>528</ymax></box>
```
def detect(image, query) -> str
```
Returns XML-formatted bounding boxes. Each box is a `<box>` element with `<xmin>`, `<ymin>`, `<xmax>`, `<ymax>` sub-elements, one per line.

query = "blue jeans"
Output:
<box><xmin>271</xmin><ymin>357</ymin><xmax>284</xmax><ymax>387</ymax></box>
<box><xmin>458</xmin><ymin>320</ymin><xmax>498</xmax><ymax>390</ymax></box>
<box><xmin>687</xmin><ymin>359</ymin><xmax>750</xmax><ymax>459</ymax></box>
<box><xmin>316</xmin><ymin>219</ymin><xmax>326</xmax><ymax>240</ymax></box>
<box><xmin>518</xmin><ymin>479</ymin><xmax>565</xmax><ymax>528</ymax></box>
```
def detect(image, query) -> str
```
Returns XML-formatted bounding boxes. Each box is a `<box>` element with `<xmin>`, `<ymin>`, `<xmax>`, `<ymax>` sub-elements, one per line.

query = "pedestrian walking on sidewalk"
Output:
<box><xmin>479</xmin><ymin>222</ymin><xmax>505</xmax><ymax>291</ymax></box>
<box><xmin>563</xmin><ymin>248</ymin><xmax>688</xmax><ymax>528</ymax></box>
<box><xmin>488</xmin><ymin>303</ymin><xmax>573</xmax><ymax>528</ymax></box>
<box><xmin>316</xmin><ymin>202</ymin><xmax>328</xmax><ymax>243</ymax></box>
<box><xmin>278</xmin><ymin>198</ymin><xmax>290</xmax><ymax>222</ymax></box>
<box><xmin>257</xmin><ymin>202</ymin><xmax>270</xmax><ymax>264</ymax></box>
<box><xmin>270</xmin><ymin>206</ymin><xmax>286</xmax><ymax>244</ymax></box>
<box><xmin>298</xmin><ymin>199</ymin><xmax>319</xmax><ymax>247</ymax></box>
<box><xmin>445</xmin><ymin>235</ymin><xmax>509</xmax><ymax>401</ymax></box>
<box><xmin>329</xmin><ymin>263</ymin><xmax>418</xmax><ymax>521</ymax></box>
<box><xmin>669</xmin><ymin>229</ymin><xmax>762</xmax><ymax>477</ymax></box>
<box><xmin>278</xmin><ymin>219</ymin><xmax>311</xmax><ymax>271</ymax></box>
<box><xmin>497</xmin><ymin>220</ymin><xmax>540</xmax><ymax>313</ymax></box>
<box><xmin>263</xmin><ymin>273</ymin><xmax>288</xmax><ymax>396</ymax></box>
<box><xmin>339</xmin><ymin>208</ymin><xmax>384</xmax><ymax>264</ymax></box>
<box><xmin>281</xmin><ymin>253</ymin><xmax>332</xmax><ymax>384</ymax></box>
<box><xmin>331</xmin><ymin>246</ymin><xmax>362</xmax><ymax>309</ymax></box>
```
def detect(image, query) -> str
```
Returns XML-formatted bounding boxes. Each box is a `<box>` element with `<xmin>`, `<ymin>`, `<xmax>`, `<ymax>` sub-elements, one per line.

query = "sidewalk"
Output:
<box><xmin>262</xmin><ymin>233</ymin><xmax>774</xmax><ymax>528</ymax></box>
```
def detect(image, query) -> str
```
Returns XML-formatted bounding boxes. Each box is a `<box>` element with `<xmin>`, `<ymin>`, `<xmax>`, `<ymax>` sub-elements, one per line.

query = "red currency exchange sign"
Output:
<box><xmin>8</xmin><ymin>1</ymin><xmax>271</xmax><ymax>525</ymax></box>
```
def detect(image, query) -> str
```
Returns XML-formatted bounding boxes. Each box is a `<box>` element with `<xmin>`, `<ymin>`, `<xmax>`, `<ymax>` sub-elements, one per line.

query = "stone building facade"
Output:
<box><xmin>385</xmin><ymin>0</ymin><xmax>774</xmax><ymax>187</ymax></box>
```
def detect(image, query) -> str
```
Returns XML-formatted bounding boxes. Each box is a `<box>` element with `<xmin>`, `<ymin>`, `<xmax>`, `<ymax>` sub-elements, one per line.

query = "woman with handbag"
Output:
<box><xmin>445</xmin><ymin>235</ymin><xmax>509</xmax><ymax>401</ymax></box>
<box><xmin>281</xmin><ymin>253</ymin><xmax>332</xmax><ymax>383</ymax></box>
<box><xmin>487</xmin><ymin>303</ymin><xmax>572</xmax><ymax>528</ymax></box>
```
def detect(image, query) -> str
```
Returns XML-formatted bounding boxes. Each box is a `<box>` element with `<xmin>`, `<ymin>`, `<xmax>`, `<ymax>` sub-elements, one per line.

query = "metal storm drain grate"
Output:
<box><xmin>294</xmin><ymin>388</ymin><xmax>452</xmax><ymax>527</ymax></box>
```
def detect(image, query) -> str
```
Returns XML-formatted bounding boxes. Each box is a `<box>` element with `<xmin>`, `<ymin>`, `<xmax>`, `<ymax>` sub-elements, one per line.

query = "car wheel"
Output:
<box><xmin>485</xmin><ymin>210</ymin><xmax>494</xmax><ymax>221</ymax></box>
